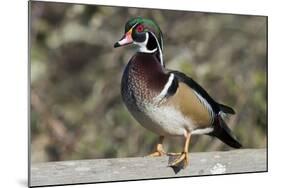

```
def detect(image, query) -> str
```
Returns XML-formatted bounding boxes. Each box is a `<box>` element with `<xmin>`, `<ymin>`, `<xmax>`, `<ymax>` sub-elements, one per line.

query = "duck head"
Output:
<box><xmin>114</xmin><ymin>17</ymin><xmax>164</xmax><ymax>57</ymax></box>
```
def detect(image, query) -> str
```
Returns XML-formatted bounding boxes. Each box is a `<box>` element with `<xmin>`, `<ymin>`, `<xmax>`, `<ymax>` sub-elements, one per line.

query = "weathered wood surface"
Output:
<box><xmin>30</xmin><ymin>149</ymin><xmax>267</xmax><ymax>187</ymax></box>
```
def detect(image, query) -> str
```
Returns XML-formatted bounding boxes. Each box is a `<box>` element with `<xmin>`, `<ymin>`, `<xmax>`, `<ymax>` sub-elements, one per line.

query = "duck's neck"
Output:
<box><xmin>136</xmin><ymin>32</ymin><xmax>164</xmax><ymax>67</ymax></box>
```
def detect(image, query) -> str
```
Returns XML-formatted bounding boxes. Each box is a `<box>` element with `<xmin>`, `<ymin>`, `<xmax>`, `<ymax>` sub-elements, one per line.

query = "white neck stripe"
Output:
<box><xmin>135</xmin><ymin>33</ymin><xmax>157</xmax><ymax>53</ymax></box>
<box><xmin>149</xmin><ymin>32</ymin><xmax>164</xmax><ymax>67</ymax></box>
<box><xmin>135</xmin><ymin>32</ymin><xmax>164</xmax><ymax>67</ymax></box>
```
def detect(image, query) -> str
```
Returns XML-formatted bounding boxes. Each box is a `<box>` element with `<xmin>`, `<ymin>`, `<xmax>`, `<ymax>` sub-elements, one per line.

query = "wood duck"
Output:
<box><xmin>114</xmin><ymin>17</ymin><xmax>242</xmax><ymax>168</ymax></box>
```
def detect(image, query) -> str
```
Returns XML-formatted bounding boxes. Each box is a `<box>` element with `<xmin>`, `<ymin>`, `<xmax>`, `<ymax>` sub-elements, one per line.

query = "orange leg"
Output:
<box><xmin>169</xmin><ymin>132</ymin><xmax>191</xmax><ymax>168</ymax></box>
<box><xmin>148</xmin><ymin>136</ymin><xmax>166</xmax><ymax>157</ymax></box>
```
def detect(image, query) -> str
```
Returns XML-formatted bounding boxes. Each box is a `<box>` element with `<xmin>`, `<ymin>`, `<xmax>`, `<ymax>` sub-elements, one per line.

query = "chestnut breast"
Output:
<box><xmin>121</xmin><ymin>52</ymin><xmax>169</xmax><ymax>109</ymax></box>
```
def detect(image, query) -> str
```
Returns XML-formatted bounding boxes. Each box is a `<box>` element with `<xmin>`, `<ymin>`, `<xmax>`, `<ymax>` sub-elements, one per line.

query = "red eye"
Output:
<box><xmin>136</xmin><ymin>24</ymin><xmax>144</xmax><ymax>32</ymax></box>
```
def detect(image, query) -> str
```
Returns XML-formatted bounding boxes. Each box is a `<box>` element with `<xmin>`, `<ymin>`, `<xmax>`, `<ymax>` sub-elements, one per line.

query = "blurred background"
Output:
<box><xmin>30</xmin><ymin>1</ymin><xmax>267</xmax><ymax>163</ymax></box>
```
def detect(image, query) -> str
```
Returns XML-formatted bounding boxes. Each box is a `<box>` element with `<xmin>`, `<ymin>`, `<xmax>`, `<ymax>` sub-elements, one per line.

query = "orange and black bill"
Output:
<box><xmin>114</xmin><ymin>28</ymin><xmax>133</xmax><ymax>48</ymax></box>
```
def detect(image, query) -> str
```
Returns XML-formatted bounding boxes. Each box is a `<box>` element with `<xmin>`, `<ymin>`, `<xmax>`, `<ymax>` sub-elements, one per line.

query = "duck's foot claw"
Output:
<box><xmin>169</xmin><ymin>152</ymin><xmax>189</xmax><ymax>168</ymax></box>
<box><xmin>148</xmin><ymin>150</ymin><xmax>166</xmax><ymax>157</ymax></box>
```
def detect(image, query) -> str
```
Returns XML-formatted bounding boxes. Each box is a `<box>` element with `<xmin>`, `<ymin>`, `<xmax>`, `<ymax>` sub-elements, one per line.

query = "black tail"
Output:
<box><xmin>219</xmin><ymin>103</ymin><xmax>236</xmax><ymax>114</ymax></box>
<box><xmin>209</xmin><ymin>116</ymin><xmax>242</xmax><ymax>148</ymax></box>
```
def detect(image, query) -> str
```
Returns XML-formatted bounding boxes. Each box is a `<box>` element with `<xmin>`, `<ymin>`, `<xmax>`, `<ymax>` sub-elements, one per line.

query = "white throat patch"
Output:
<box><xmin>134</xmin><ymin>32</ymin><xmax>164</xmax><ymax>67</ymax></box>
<box><xmin>134</xmin><ymin>33</ymin><xmax>157</xmax><ymax>53</ymax></box>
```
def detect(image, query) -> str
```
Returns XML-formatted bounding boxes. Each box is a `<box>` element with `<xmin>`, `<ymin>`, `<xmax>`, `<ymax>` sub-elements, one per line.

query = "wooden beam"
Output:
<box><xmin>30</xmin><ymin>149</ymin><xmax>267</xmax><ymax>187</ymax></box>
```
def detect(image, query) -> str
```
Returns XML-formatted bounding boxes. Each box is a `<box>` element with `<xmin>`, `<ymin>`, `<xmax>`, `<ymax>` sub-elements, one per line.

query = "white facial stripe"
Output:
<box><xmin>132</xmin><ymin>26</ymin><xmax>164</xmax><ymax>67</ymax></box>
<box><xmin>131</xmin><ymin>23</ymin><xmax>138</xmax><ymax>30</ymax></box>
<box><xmin>149</xmin><ymin>32</ymin><xmax>164</xmax><ymax>67</ymax></box>
<box><xmin>154</xmin><ymin>73</ymin><xmax>175</xmax><ymax>103</ymax></box>
<box><xmin>135</xmin><ymin>32</ymin><xmax>164</xmax><ymax>67</ymax></box>
<box><xmin>135</xmin><ymin>33</ymin><xmax>157</xmax><ymax>53</ymax></box>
